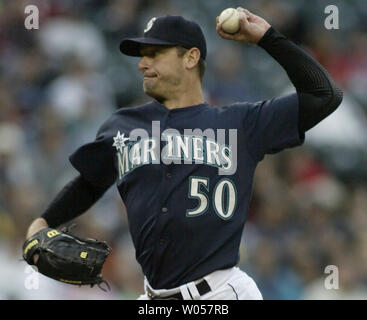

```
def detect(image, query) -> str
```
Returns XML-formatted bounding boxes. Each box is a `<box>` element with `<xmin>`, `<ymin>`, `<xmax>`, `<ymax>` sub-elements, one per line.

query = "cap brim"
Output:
<box><xmin>119</xmin><ymin>37</ymin><xmax>177</xmax><ymax>57</ymax></box>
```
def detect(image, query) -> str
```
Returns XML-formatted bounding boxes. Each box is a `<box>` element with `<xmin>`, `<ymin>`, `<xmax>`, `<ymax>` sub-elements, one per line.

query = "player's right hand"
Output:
<box><xmin>216</xmin><ymin>8</ymin><xmax>271</xmax><ymax>44</ymax></box>
<box><xmin>33</xmin><ymin>254</ymin><xmax>39</xmax><ymax>264</ymax></box>
<box><xmin>25</xmin><ymin>218</ymin><xmax>49</xmax><ymax>264</ymax></box>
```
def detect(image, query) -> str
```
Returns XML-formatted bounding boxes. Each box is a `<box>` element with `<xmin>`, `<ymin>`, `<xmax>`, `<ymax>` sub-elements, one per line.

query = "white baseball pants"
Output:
<box><xmin>137</xmin><ymin>267</ymin><xmax>263</xmax><ymax>300</ymax></box>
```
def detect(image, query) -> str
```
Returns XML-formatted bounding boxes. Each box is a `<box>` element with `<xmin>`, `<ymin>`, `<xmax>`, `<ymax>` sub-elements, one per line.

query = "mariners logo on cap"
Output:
<box><xmin>144</xmin><ymin>17</ymin><xmax>156</xmax><ymax>33</ymax></box>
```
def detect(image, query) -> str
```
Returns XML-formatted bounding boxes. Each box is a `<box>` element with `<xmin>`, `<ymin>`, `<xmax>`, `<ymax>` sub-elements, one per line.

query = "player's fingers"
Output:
<box><xmin>243</xmin><ymin>9</ymin><xmax>253</xmax><ymax>17</ymax></box>
<box><xmin>216</xmin><ymin>22</ymin><xmax>236</xmax><ymax>40</ymax></box>
<box><xmin>236</xmin><ymin>7</ymin><xmax>249</xmax><ymax>17</ymax></box>
<box><xmin>216</xmin><ymin>20</ymin><xmax>222</xmax><ymax>32</ymax></box>
<box><xmin>33</xmin><ymin>253</ymin><xmax>39</xmax><ymax>264</ymax></box>
<box><xmin>238</xmin><ymin>8</ymin><xmax>256</xmax><ymax>21</ymax></box>
<box><xmin>243</xmin><ymin>9</ymin><xmax>257</xmax><ymax>22</ymax></box>
<box><xmin>237</xmin><ymin>11</ymin><xmax>250</xmax><ymax>29</ymax></box>
<box><xmin>217</xmin><ymin>28</ymin><xmax>235</xmax><ymax>40</ymax></box>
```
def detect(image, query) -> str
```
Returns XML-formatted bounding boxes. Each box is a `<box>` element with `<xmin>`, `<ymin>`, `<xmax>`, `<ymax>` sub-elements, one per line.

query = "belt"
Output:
<box><xmin>147</xmin><ymin>279</ymin><xmax>211</xmax><ymax>300</ymax></box>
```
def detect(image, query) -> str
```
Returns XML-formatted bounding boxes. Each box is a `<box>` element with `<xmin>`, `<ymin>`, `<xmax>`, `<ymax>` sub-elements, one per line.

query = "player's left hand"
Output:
<box><xmin>23</xmin><ymin>227</ymin><xmax>112</xmax><ymax>290</ymax></box>
<box><xmin>216</xmin><ymin>8</ymin><xmax>271</xmax><ymax>44</ymax></box>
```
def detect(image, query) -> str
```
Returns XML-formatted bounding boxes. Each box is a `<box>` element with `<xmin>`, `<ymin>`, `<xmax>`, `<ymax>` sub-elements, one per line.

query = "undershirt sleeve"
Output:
<box><xmin>258</xmin><ymin>27</ymin><xmax>343</xmax><ymax>133</ymax></box>
<box><xmin>41</xmin><ymin>174</ymin><xmax>111</xmax><ymax>228</ymax></box>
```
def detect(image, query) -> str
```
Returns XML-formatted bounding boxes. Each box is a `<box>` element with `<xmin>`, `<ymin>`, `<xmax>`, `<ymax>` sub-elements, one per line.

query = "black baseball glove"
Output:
<box><xmin>22</xmin><ymin>227</ymin><xmax>112</xmax><ymax>290</ymax></box>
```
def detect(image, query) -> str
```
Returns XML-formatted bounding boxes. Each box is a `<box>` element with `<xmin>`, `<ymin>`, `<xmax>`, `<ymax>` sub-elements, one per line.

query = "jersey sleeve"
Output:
<box><xmin>242</xmin><ymin>93</ymin><xmax>305</xmax><ymax>161</ymax></box>
<box><xmin>69</xmin><ymin>116</ymin><xmax>117</xmax><ymax>188</ymax></box>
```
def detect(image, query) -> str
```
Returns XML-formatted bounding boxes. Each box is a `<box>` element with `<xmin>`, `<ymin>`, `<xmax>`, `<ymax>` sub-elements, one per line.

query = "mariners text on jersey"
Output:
<box><xmin>114</xmin><ymin>129</ymin><xmax>237</xmax><ymax>179</ymax></box>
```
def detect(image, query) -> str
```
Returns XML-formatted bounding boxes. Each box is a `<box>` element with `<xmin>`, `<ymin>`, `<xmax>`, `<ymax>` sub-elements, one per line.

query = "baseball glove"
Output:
<box><xmin>22</xmin><ymin>226</ymin><xmax>111</xmax><ymax>290</ymax></box>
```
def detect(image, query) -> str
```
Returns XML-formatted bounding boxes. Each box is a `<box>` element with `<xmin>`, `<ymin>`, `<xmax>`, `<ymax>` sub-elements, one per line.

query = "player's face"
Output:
<box><xmin>138</xmin><ymin>45</ymin><xmax>184</xmax><ymax>102</ymax></box>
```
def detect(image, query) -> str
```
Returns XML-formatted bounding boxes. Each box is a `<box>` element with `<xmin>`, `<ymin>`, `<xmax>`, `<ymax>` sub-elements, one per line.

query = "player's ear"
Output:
<box><xmin>183</xmin><ymin>47</ymin><xmax>201</xmax><ymax>70</ymax></box>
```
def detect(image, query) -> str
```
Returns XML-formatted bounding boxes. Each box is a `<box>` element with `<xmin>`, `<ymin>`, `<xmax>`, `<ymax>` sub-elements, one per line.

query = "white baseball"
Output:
<box><xmin>218</xmin><ymin>8</ymin><xmax>240</xmax><ymax>34</ymax></box>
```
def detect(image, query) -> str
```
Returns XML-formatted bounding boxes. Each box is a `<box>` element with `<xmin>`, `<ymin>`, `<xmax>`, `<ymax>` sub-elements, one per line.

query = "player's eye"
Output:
<box><xmin>142</xmin><ymin>46</ymin><xmax>168</xmax><ymax>58</ymax></box>
<box><xmin>144</xmin><ymin>49</ymin><xmax>159</xmax><ymax>58</ymax></box>
<box><xmin>153</xmin><ymin>48</ymin><xmax>163</xmax><ymax>56</ymax></box>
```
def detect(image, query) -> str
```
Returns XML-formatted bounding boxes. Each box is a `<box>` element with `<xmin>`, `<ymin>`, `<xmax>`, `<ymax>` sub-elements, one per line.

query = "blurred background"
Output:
<box><xmin>0</xmin><ymin>0</ymin><xmax>366</xmax><ymax>299</ymax></box>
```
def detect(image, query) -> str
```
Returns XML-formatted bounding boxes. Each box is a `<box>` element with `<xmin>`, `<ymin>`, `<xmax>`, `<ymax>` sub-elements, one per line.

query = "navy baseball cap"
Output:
<box><xmin>120</xmin><ymin>15</ymin><xmax>207</xmax><ymax>60</ymax></box>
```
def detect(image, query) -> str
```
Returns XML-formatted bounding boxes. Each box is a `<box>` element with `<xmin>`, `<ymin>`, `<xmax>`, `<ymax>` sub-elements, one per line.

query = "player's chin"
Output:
<box><xmin>143</xmin><ymin>85</ymin><xmax>164</xmax><ymax>101</ymax></box>
<box><xmin>143</xmin><ymin>79</ymin><xmax>155</xmax><ymax>93</ymax></box>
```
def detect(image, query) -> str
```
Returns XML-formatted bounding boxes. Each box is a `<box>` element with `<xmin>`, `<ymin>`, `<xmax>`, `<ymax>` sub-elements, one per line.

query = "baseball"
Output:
<box><xmin>218</xmin><ymin>8</ymin><xmax>240</xmax><ymax>34</ymax></box>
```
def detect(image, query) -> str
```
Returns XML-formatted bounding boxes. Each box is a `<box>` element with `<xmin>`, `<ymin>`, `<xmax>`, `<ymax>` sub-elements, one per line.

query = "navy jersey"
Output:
<box><xmin>69</xmin><ymin>94</ymin><xmax>304</xmax><ymax>289</ymax></box>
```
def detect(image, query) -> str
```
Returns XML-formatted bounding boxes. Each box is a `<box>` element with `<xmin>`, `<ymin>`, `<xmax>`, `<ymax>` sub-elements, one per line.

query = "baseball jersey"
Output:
<box><xmin>69</xmin><ymin>93</ymin><xmax>304</xmax><ymax>289</ymax></box>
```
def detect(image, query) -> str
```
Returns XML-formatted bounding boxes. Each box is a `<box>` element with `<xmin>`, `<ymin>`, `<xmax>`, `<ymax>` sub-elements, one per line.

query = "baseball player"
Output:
<box><xmin>25</xmin><ymin>8</ymin><xmax>342</xmax><ymax>300</ymax></box>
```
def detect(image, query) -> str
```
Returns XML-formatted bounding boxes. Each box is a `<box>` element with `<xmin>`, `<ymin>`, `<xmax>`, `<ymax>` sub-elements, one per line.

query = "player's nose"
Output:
<box><xmin>138</xmin><ymin>56</ymin><xmax>151</xmax><ymax>73</ymax></box>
